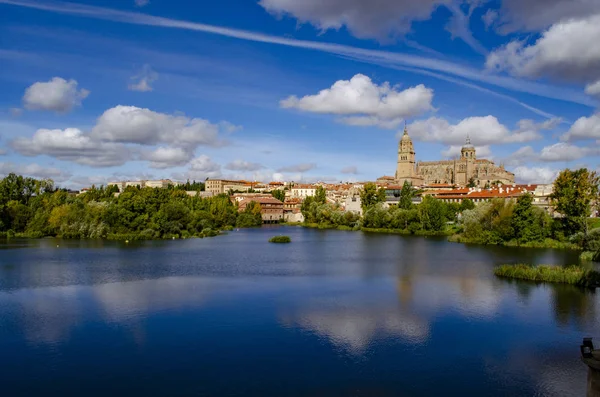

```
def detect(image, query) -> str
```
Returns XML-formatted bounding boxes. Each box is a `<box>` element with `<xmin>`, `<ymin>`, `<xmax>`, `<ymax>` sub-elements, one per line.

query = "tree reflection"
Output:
<box><xmin>551</xmin><ymin>284</ymin><xmax>596</xmax><ymax>327</ymax></box>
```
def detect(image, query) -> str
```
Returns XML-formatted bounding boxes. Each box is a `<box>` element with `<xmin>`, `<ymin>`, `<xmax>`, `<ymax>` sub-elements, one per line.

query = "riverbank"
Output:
<box><xmin>283</xmin><ymin>222</ymin><xmax>454</xmax><ymax>236</ymax></box>
<box><xmin>448</xmin><ymin>234</ymin><xmax>580</xmax><ymax>250</ymax></box>
<box><xmin>0</xmin><ymin>228</ymin><xmax>226</xmax><ymax>241</ymax></box>
<box><xmin>494</xmin><ymin>264</ymin><xmax>600</xmax><ymax>287</ymax></box>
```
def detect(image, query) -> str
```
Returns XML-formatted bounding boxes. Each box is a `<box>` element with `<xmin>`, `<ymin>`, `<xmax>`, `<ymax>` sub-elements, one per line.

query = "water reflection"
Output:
<box><xmin>550</xmin><ymin>283</ymin><xmax>596</xmax><ymax>327</ymax></box>
<box><xmin>0</xmin><ymin>277</ymin><xmax>215</xmax><ymax>345</ymax></box>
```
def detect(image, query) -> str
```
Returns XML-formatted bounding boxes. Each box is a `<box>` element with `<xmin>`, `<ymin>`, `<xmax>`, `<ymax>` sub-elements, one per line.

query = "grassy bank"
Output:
<box><xmin>449</xmin><ymin>234</ymin><xmax>579</xmax><ymax>250</ymax></box>
<box><xmin>360</xmin><ymin>227</ymin><xmax>453</xmax><ymax>236</ymax></box>
<box><xmin>581</xmin><ymin>251</ymin><xmax>600</xmax><ymax>262</ymax></box>
<box><xmin>494</xmin><ymin>264</ymin><xmax>600</xmax><ymax>287</ymax></box>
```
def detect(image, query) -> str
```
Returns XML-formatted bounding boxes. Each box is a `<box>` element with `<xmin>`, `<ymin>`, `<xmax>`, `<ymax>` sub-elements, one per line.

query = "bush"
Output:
<box><xmin>494</xmin><ymin>264</ymin><xmax>600</xmax><ymax>287</ymax></box>
<box><xmin>269</xmin><ymin>235</ymin><xmax>291</xmax><ymax>243</ymax></box>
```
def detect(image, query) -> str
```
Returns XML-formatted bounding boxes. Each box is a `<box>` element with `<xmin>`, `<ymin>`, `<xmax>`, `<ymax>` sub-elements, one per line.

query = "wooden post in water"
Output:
<box><xmin>581</xmin><ymin>338</ymin><xmax>600</xmax><ymax>397</ymax></box>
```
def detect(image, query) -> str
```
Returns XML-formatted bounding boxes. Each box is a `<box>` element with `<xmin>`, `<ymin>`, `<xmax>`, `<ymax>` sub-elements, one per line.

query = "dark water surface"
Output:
<box><xmin>0</xmin><ymin>226</ymin><xmax>596</xmax><ymax>396</ymax></box>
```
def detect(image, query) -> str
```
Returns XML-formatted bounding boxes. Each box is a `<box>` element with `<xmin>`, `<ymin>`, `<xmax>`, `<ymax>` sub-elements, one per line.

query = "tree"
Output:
<box><xmin>398</xmin><ymin>180</ymin><xmax>416</xmax><ymax>210</ymax></box>
<box><xmin>271</xmin><ymin>189</ymin><xmax>286</xmax><ymax>202</ymax></box>
<box><xmin>360</xmin><ymin>183</ymin><xmax>386</xmax><ymax>212</ymax></box>
<box><xmin>460</xmin><ymin>199</ymin><xmax>475</xmax><ymax>212</ymax></box>
<box><xmin>419</xmin><ymin>196</ymin><xmax>446</xmax><ymax>231</ymax></box>
<box><xmin>512</xmin><ymin>194</ymin><xmax>544</xmax><ymax>243</ymax></box>
<box><xmin>236</xmin><ymin>201</ymin><xmax>263</xmax><ymax>227</ymax></box>
<box><xmin>551</xmin><ymin>168</ymin><xmax>600</xmax><ymax>235</ymax></box>
<box><xmin>315</xmin><ymin>186</ymin><xmax>327</xmax><ymax>204</ymax></box>
<box><xmin>468</xmin><ymin>177</ymin><xmax>477</xmax><ymax>188</ymax></box>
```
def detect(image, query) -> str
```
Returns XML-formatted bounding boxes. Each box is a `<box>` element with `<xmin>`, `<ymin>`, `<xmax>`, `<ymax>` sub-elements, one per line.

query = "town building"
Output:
<box><xmin>206</xmin><ymin>179</ymin><xmax>253</xmax><ymax>195</ymax></box>
<box><xmin>392</xmin><ymin>125</ymin><xmax>515</xmax><ymax>188</ymax></box>
<box><xmin>291</xmin><ymin>184</ymin><xmax>317</xmax><ymax>199</ymax></box>
<box><xmin>108</xmin><ymin>179</ymin><xmax>179</xmax><ymax>192</ymax></box>
<box><xmin>237</xmin><ymin>197</ymin><xmax>284</xmax><ymax>223</ymax></box>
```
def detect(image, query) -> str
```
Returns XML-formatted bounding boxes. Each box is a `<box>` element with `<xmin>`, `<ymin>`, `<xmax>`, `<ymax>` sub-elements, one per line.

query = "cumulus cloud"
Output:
<box><xmin>539</xmin><ymin>143</ymin><xmax>600</xmax><ymax>162</ymax></box>
<box><xmin>184</xmin><ymin>155</ymin><xmax>222</xmax><ymax>179</ymax></box>
<box><xmin>281</xmin><ymin>74</ymin><xmax>434</xmax><ymax>129</ymax></box>
<box><xmin>128</xmin><ymin>64</ymin><xmax>158</xmax><ymax>92</ymax></box>
<box><xmin>486</xmin><ymin>14</ymin><xmax>600</xmax><ymax>91</ymax></box>
<box><xmin>23</xmin><ymin>77</ymin><xmax>89</xmax><ymax>113</ymax></box>
<box><xmin>585</xmin><ymin>80</ymin><xmax>600</xmax><ymax>97</ymax></box>
<box><xmin>11</xmin><ymin>128</ymin><xmax>130</xmax><ymax>167</ymax></box>
<box><xmin>225</xmin><ymin>160</ymin><xmax>265</xmax><ymax>172</ymax></box>
<box><xmin>0</xmin><ymin>161</ymin><xmax>70</xmax><ymax>181</ymax></box>
<box><xmin>562</xmin><ymin>113</ymin><xmax>600</xmax><ymax>142</ymax></box>
<box><xmin>91</xmin><ymin>105</ymin><xmax>226</xmax><ymax>149</ymax></box>
<box><xmin>140</xmin><ymin>146</ymin><xmax>192</xmax><ymax>169</ymax></box>
<box><xmin>492</xmin><ymin>0</ymin><xmax>600</xmax><ymax>34</ymax></box>
<box><xmin>277</xmin><ymin>163</ymin><xmax>316</xmax><ymax>173</ymax></box>
<box><xmin>259</xmin><ymin>0</ymin><xmax>447</xmax><ymax>43</ymax></box>
<box><xmin>407</xmin><ymin>116</ymin><xmax>556</xmax><ymax>146</ymax></box>
<box><xmin>513</xmin><ymin>166</ymin><xmax>560</xmax><ymax>184</ymax></box>
<box><xmin>341</xmin><ymin>166</ymin><xmax>359</xmax><ymax>174</ymax></box>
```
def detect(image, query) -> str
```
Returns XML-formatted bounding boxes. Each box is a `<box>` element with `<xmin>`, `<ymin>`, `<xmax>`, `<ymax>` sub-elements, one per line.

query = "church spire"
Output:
<box><xmin>403</xmin><ymin>120</ymin><xmax>408</xmax><ymax>136</ymax></box>
<box><xmin>465</xmin><ymin>133</ymin><xmax>471</xmax><ymax>146</ymax></box>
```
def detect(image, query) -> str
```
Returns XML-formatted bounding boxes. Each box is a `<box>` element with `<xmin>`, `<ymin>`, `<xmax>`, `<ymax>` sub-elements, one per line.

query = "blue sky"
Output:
<box><xmin>0</xmin><ymin>0</ymin><xmax>599</xmax><ymax>188</ymax></box>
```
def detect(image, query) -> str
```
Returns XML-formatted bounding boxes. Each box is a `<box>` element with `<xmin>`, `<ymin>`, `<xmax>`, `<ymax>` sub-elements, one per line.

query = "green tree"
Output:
<box><xmin>271</xmin><ymin>189</ymin><xmax>286</xmax><ymax>202</ymax></box>
<box><xmin>360</xmin><ymin>182</ymin><xmax>386</xmax><ymax>212</ymax></box>
<box><xmin>419</xmin><ymin>196</ymin><xmax>446</xmax><ymax>231</ymax></box>
<box><xmin>551</xmin><ymin>168</ymin><xmax>600</xmax><ymax>235</ymax></box>
<box><xmin>398</xmin><ymin>180</ymin><xmax>416</xmax><ymax>210</ymax></box>
<box><xmin>512</xmin><ymin>194</ymin><xmax>544</xmax><ymax>243</ymax></box>
<box><xmin>468</xmin><ymin>177</ymin><xmax>477</xmax><ymax>188</ymax></box>
<box><xmin>236</xmin><ymin>201</ymin><xmax>263</xmax><ymax>227</ymax></box>
<box><xmin>315</xmin><ymin>186</ymin><xmax>327</xmax><ymax>204</ymax></box>
<box><xmin>460</xmin><ymin>199</ymin><xmax>475</xmax><ymax>212</ymax></box>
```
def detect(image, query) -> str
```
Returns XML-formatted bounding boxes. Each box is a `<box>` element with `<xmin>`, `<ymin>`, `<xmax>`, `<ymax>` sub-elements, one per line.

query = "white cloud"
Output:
<box><xmin>486</xmin><ymin>14</ymin><xmax>600</xmax><ymax>90</ymax></box>
<box><xmin>23</xmin><ymin>77</ymin><xmax>89</xmax><ymax>113</ymax></box>
<box><xmin>141</xmin><ymin>146</ymin><xmax>192</xmax><ymax>169</ymax></box>
<box><xmin>341</xmin><ymin>166</ymin><xmax>359</xmax><ymax>175</ymax></box>
<box><xmin>407</xmin><ymin>116</ymin><xmax>555</xmax><ymax>146</ymax></box>
<box><xmin>0</xmin><ymin>161</ymin><xmax>71</xmax><ymax>181</ymax></box>
<box><xmin>493</xmin><ymin>0</ymin><xmax>600</xmax><ymax>34</ymax></box>
<box><xmin>91</xmin><ymin>105</ymin><xmax>225</xmax><ymax>149</ymax></box>
<box><xmin>185</xmin><ymin>155</ymin><xmax>222</xmax><ymax>179</ymax></box>
<box><xmin>134</xmin><ymin>0</ymin><xmax>149</xmax><ymax>6</ymax></box>
<box><xmin>225</xmin><ymin>160</ymin><xmax>265</xmax><ymax>172</ymax></box>
<box><xmin>585</xmin><ymin>80</ymin><xmax>600</xmax><ymax>97</ymax></box>
<box><xmin>11</xmin><ymin>128</ymin><xmax>129</xmax><ymax>167</ymax></box>
<box><xmin>259</xmin><ymin>0</ymin><xmax>447</xmax><ymax>42</ymax></box>
<box><xmin>444</xmin><ymin>1</ymin><xmax>488</xmax><ymax>55</ymax></box>
<box><xmin>513</xmin><ymin>166</ymin><xmax>559</xmax><ymax>184</ymax></box>
<box><xmin>481</xmin><ymin>9</ymin><xmax>497</xmax><ymax>30</ymax></box>
<box><xmin>277</xmin><ymin>163</ymin><xmax>316</xmax><ymax>173</ymax></box>
<box><xmin>539</xmin><ymin>142</ymin><xmax>599</xmax><ymax>162</ymax></box>
<box><xmin>128</xmin><ymin>64</ymin><xmax>158</xmax><ymax>92</ymax></box>
<box><xmin>281</xmin><ymin>74</ymin><xmax>434</xmax><ymax>128</ymax></box>
<box><xmin>562</xmin><ymin>113</ymin><xmax>600</xmax><ymax>142</ymax></box>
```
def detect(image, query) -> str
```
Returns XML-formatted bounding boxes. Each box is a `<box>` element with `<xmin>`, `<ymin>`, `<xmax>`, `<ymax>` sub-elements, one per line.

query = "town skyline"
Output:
<box><xmin>1</xmin><ymin>0</ymin><xmax>599</xmax><ymax>189</ymax></box>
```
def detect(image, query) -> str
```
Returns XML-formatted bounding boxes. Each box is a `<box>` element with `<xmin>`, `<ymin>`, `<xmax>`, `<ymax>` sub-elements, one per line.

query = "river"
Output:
<box><xmin>0</xmin><ymin>226</ymin><xmax>595</xmax><ymax>396</ymax></box>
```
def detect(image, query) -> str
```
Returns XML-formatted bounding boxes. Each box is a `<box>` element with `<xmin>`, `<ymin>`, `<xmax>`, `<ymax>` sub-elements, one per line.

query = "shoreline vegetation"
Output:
<box><xmin>494</xmin><ymin>264</ymin><xmax>600</xmax><ymax>287</ymax></box>
<box><xmin>269</xmin><ymin>235</ymin><xmax>291</xmax><ymax>243</ymax></box>
<box><xmin>1</xmin><ymin>170</ymin><xmax>599</xmax><ymax>261</ymax></box>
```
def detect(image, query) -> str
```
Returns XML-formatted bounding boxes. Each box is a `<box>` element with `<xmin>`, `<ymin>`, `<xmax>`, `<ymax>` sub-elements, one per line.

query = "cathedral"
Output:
<box><xmin>393</xmin><ymin>125</ymin><xmax>515</xmax><ymax>187</ymax></box>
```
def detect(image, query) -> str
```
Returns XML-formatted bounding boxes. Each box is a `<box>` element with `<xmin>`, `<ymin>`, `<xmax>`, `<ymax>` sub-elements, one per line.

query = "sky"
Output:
<box><xmin>0</xmin><ymin>0</ymin><xmax>599</xmax><ymax>189</ymax></box>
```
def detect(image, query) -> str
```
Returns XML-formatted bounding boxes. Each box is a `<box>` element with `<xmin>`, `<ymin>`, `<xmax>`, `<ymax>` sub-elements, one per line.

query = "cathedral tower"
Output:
<box><xmin>395</xmin><ymin>124</ymin><xmax>422</xmax><ymax>185</ymax></box>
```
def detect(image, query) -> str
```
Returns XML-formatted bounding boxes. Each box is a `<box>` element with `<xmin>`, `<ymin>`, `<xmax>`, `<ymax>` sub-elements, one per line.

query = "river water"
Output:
<box><xmin>0</xmin><ymin>226</ymin><xmax>596</xmax><ymax>396</ymax></box>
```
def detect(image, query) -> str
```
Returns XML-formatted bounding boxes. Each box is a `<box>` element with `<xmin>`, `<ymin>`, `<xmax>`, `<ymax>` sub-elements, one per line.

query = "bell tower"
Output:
<box><xmin>395</xmin><ymin>123</ymin><xmax>417</xmax><ymax>182</ymax></box>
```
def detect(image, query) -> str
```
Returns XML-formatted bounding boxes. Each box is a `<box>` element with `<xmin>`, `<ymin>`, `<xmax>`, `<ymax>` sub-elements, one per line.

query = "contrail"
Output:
<box><xmin>1</xmin><ymin>0</ymin><xmax>595</xmax><ymax>112</ymax></box>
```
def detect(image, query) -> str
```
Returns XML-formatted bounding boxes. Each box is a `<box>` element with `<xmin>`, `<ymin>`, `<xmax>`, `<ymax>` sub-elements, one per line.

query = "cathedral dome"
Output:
<box><xmin>462</xmin><ymin>135</ymin><xmax>474</xmax><ymax>149</ymax></box>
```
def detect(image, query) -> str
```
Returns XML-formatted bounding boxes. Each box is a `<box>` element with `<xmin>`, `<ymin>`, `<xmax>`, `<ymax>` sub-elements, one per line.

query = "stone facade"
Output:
<box><xmin>394</xmin><ymin>126</ymin><xmax>514</xmax><ymax>187</ymax></box>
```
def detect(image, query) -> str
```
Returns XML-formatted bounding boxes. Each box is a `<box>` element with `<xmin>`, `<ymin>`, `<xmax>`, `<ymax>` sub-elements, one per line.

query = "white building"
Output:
<box><xmin>291</xmin><ymin>184</ymin><xmax>317</xmax><ymax>198</ymax></box>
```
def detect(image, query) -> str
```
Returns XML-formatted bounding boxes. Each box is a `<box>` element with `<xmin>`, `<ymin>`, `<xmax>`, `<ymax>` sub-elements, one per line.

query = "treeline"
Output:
<box><xmin>455</xmin><ymin>169</ymin><xmax>600</xmax><ymax>253</ymax></box>
<box><xmin>300</xmin><ymin>182</ymin><xmax>474</xmax><ymax>234</ymax></box>
<box><xmin>0</xmin><ymin>173</ymin><xmax>260</xmax><ymax>240</ymax></box>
